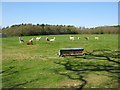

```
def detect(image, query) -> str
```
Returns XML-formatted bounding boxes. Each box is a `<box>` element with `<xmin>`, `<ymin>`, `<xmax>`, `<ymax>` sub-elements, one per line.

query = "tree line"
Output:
<box><xmin>1</xmin><ymin>23</ymin><xmax>119</xmax><ymax>37</ymax></box>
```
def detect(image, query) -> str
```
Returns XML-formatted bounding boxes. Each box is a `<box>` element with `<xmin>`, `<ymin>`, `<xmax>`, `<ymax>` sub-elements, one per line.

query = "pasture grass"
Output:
<box><xmin>1</xmin><ymin>34</ymin><xmax>119</xmax><ymax>88</ymax></box>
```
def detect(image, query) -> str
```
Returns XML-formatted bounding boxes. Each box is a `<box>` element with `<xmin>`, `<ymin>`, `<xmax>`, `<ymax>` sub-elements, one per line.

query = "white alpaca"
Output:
<box><xmin>95</xmin><ymin>37</ymin><xmax>99</xmax><ymax>40</ymax></box>
<box><xmin>29</xmin><ymin>38</ymin><xmax>34</xmax><ymax>42</ymax></box>
<box><xmin>78</xmin><ymin>37</ymin><xmax>80</xmax><ymax>40</ymax></box>
<box><xmin>69</xmin><ymin>36</ymin><xmax>74</xmax><ymax>40</ymax></box>
<box><xmin>84</xmin><ymin>37</ymin><xmax>89</xmax><ymax>40</ymax></box>
<box><xmin>36</xmin><ymin>37</ymin><xmax>41</xmax><ymax>41</ymax></box>
<box><xmin>19</xmin><ymin>37</ymin><xmax>24</xmax><ymax>43</ymax></box>
<box><xmin>50</xmin><ymin>37</ymin><xmax>55</xmax><ymax>42</ymax></box>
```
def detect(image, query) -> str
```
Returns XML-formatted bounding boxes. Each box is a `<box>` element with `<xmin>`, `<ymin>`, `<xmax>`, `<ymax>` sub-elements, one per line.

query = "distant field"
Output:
<box><xmin>2</xmin><ymin>34</ymin><xmax>119</xmax><ymax>88</ymax></box>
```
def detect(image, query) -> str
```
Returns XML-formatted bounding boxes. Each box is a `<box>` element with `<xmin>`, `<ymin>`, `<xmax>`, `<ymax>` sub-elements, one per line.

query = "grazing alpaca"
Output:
<box><xmin>95</xmin><ymin>37</ymin><xmax>99</xmax><ymax>40</ymax></box>
<box><xmin>19</xmin><ymin>37</ymin><xmax>24</xmax><ymax>43</ymax></box>
<box><xmin>84</xmin><ymin>37</ymin><xmax>89</xmax><ymax>40</ymax></box>
<box><xmin>36</xmin><ymin>37</ymin><xmax>41</xmax><ymax>41</ymax></box>
<box><xmin>78</xmin><ymin>37</ymin><xmax>80</xmax><ymax>40</ymax></box>
<box><xmin>50</xmin><ymin>37</ymin><xmax>55</xmax><ymax>42</ymax></box>
<box><xmin>69</xmin><ymin>36</ymin><xmax>74</xmax><ymax>40</ymax></box>
<box><xmin>29</xmin><ymin>38</ymin><xmax>34</xmax><ymax>42</ymax></box>
<box><xmin>46</xmin><ymin>37</ymin><xmax>50</xmax><ymax>41</ymax></box>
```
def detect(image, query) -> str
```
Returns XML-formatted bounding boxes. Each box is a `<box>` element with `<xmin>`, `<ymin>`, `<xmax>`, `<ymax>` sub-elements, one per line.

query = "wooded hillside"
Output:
<box><xmin>1</xmin><ymin>24</ymin><xmax>119</xmax><ymax>37</ymax></box>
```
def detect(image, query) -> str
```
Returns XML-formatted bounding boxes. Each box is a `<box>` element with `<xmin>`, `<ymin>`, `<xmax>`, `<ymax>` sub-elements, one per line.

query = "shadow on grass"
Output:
<box><xmin>2</xmin><ymin>49</ymin><xmax>119</xmax><ymax>88</ymax></box>
<box><xmin>1</xmin><ymin>67</ymin><xmax>30</xmax><ymax>77</ymax></box>
<box><xmin>10</xmin><ymin>78</ymin><xmax>40</xmax><ymax>88</ymax></box>
<box><xmin>0</xmin><ymin>66</ymin><xmax>15</xmax><ymax>74</ymax></box>
<box><xmin>55</xmin><ymin>60</ymin><xmax>88</xmax><ymax>89</ymax></box>
<box><xmin>2</xmin><ymin>67</ymin><xmax>38</xmax><ymax>88</ymax></box>
<box><xmin>85</xmin><ymin>49</ymin><xmax>120</xmax><ymax>64</ymax></box>
<box><xmin>55</xmin><ymin>49</ymin><xmax>120</xmax><ymax>89</ymax></box>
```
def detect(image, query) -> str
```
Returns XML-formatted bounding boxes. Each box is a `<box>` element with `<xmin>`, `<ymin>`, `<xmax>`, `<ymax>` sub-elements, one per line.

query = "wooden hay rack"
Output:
<box><xmin>58</xmin><ymin>48</ymin><xmax>84</xmax><ymax>57</ymax></box>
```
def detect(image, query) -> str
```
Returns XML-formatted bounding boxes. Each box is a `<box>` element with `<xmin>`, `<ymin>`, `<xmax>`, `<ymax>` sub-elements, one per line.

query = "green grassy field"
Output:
<box><xmin>1</xmin><ymin>34</ymin><xmax>119</xmax><ymax>88</ymax></box>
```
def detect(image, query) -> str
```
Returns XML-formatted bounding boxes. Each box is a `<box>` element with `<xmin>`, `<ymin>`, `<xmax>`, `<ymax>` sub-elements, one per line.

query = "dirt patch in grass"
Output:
<box><xmin>85</xmin><ymin>74</ymin><xmax>113</xmax><ymax>88</ymax></box>
<box><xmin>2</xmin><ymin>53</ymin><xmax>46</xmax><ymax>61</ymax></box>
<box><xmin>59</xmin><ymin>79</ymin><xmax>82</xmax><ymax>88</ymax></box>
<box><xmin>48</xmin><ymin>57</ymin><xmax>60</xmax><ymax>59</ymax></box>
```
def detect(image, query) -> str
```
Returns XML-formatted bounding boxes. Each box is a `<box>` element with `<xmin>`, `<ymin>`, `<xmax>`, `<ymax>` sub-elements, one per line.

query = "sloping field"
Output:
<box><xmin>1</xmin><ymin>34</ymin><xmax>119</xmax><ymax>88</ymax></box>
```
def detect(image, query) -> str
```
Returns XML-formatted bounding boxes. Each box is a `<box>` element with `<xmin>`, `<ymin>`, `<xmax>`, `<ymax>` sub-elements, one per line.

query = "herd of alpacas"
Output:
<box><xmin>69</xmin><ymin>36</ymin><xmax>99</xmax><ymax>40</ymax></box>
<box><xmin>19</xmin><ymin>36</ymin><xmax>99</xmax><ymax>45</ymax></box>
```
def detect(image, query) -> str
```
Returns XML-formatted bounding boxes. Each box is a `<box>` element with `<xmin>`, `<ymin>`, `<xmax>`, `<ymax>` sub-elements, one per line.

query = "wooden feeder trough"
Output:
<box><xmin>58</xmin><ymin>48</ymin><xmax>84</xmax><ymax>57</ymax></box>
